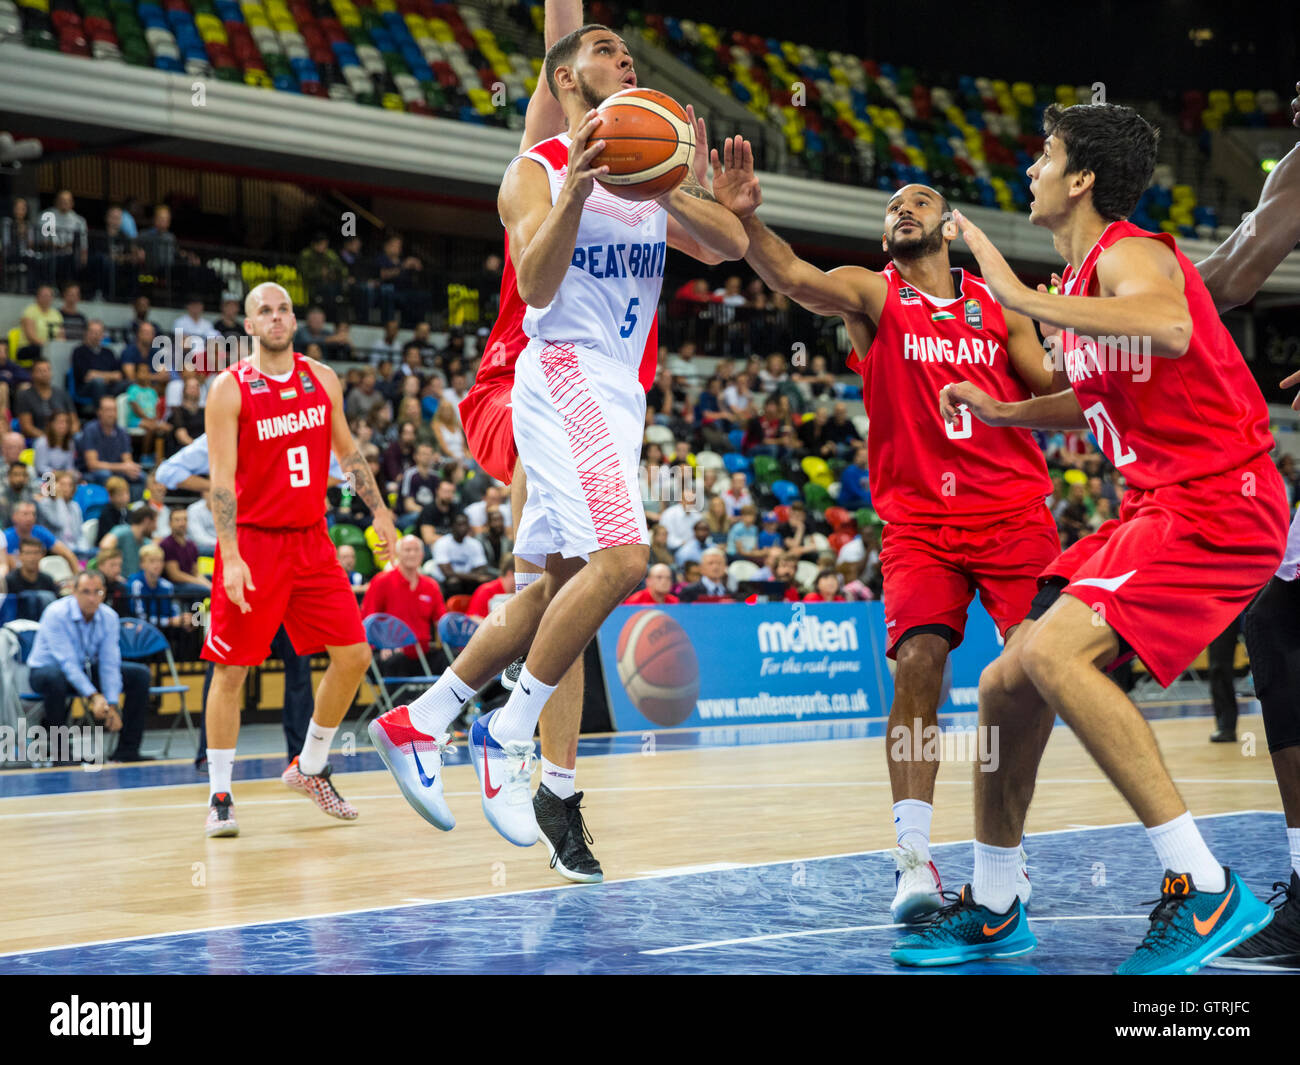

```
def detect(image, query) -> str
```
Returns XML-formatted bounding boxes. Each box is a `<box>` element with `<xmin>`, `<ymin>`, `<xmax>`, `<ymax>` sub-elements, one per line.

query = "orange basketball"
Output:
<box><xmin>615</xmin><ymin>609</ymin><xmax>700</xmax><ymax>726</ymax></box>
<box><xmin>592</xmin><ymin>88</ymin><xmax>695</xmax><ymax>202</ymax></box>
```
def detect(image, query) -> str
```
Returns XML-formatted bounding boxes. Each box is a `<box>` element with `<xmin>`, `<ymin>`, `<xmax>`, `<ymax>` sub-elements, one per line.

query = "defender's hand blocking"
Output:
<box><xmin>711</xmin><ymin>135</ymin><xmax>762</xmax><ymax>218</ymax></box>
<box><xmin>940</xmin><ymin>380</ymin><xmax>1005</xmax><ymax>427</ymax></box>
<box><xmin>223</xmin><ymin>556</ymin><xmax>256</xmax><ymax>614</ymax></box>
<box><xmin>952</xmin><ymin>209</ymin><xmax>1028</xmax><ymax>313</ymax></box>
<box><xmin>561</xmin><ymin>109</ymin><xmax>609</xmax><ymax>203</ymax></box>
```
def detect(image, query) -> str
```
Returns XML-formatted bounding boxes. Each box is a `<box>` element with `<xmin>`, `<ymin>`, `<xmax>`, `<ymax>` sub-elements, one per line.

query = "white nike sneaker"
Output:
<box><xmin>891</xmin><ymin>844</ymin><xmax>943</xmax><ymax>923</ymax></box>
<box><xmin>1017</xmin><ymin>846</ymin><xmax>1031</xmax><ymax>910</ymax></box>
<box><xmin>467</xmin><ymin>710</ymin><xmax>539</xmax><ymax>847</ymax></box>
<box><xmin>368</xmin><ymin>705</ymin><xmax>456</xmax><ymax>831</ymax></box>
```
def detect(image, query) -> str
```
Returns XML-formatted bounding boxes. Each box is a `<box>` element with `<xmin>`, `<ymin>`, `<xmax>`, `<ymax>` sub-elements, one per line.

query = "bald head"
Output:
<box><xmin>245</xmin><ymin>282</ymin><xmax>292</xmax><ymax>319</ymax></box>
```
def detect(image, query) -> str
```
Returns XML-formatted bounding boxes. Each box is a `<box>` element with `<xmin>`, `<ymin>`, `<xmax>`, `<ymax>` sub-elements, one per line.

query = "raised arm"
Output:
<box><xmin>520</xmin><ymin>0</ymin><xmax>583</xmax><ymax>153</ymax></box>
<box><xmin>662</xmin><ymin>106</ymin><xmax>747</xmax><ymax>264</ymax></box>
<box><xmin>204</xmin><ymin>371</ymin><xmax>254</xmax><ymax>613</ymax></box>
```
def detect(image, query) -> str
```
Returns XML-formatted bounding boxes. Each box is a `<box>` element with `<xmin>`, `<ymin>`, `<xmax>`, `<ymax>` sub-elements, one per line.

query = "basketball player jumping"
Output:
<box><xmin>711</xmin><ymin>147</ymin><xmax>1057</xmax><ymax>922</ymax></box>
<box><xmin>202</xmin><ymin>281</ymin><xmax>398</xmax><ymax>837</ymax></box>
<box><xmin>455</xmin><ymin>0</ymin><xmax>713</xmax><ymax>883</ymax></box>
<box><xmin>893</xmin><ymin>103</ymin><xmax>1288</xmax><ymax>974</ymax></box>
<box><xmin>369</xmin><ymin>23</ymin><xmax>746</xmax><ymax>848</ymax></box>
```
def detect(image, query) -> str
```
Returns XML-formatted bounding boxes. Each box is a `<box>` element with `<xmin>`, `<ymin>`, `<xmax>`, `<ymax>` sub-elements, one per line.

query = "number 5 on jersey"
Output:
<box><xmin>619</xmin><ymin>297</ymin><xmax>640</xmax><ymax>339</ymax></box>
<box><xmin>287</xmin><ymin>445</ymin><xmax>310</xmax><ymax>486</ymax></box>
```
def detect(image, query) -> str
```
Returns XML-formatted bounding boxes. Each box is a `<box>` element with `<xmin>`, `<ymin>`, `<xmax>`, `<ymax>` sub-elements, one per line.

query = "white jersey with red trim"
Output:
<box><xmin>1279</xmin><ymin>507</ymin><xmax>1300</xmax><ymax>581</ymax></box>
<box><xmin>514</xmin><ymin>133</ymin><xmax>668</xmax><ymax>372</ymax></box>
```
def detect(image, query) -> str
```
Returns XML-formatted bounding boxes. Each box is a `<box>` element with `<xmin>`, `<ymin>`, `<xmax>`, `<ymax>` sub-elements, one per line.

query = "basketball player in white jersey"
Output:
<box><xmin>370</xmin><ymin>24</ymin><xmax>747</xmax><ymax>845</ymax></box>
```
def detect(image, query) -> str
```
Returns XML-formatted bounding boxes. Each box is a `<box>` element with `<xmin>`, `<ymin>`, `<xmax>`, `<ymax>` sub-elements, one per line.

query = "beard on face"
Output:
<box><xmin>575</xmin><ymin>70</ymin><xmax>609</xmax><ymax>111</ymax></box>
<box><xmin>884</xmin><ymin>218</ymin><xmax>945</xmax><ymax>262</ymax></box>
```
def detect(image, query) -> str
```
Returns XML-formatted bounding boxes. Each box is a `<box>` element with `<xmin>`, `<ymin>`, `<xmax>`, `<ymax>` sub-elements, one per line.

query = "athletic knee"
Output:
<box><xmin>332</xmin><ymin>642</ymin><xmax>372</xmax><ymax>675</ymax></box>
<box><xmin>1018</xmin><ymin>629</ymin><xmax>1061</xmax><ymax>696</ymax></box>
<box><xmin>602</xmin><ymin>545</ymin><xmax>650</xmax><ymax>595</ymax></box>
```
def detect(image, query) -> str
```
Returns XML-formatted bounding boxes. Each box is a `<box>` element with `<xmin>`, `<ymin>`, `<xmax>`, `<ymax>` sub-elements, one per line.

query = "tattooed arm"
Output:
<box><xmin>204</xmin><ymin>372</ymin><xmax>255</xmax><ymax>613</ymax></box>
<box><xmin>662</xmin><ymin>121</ymin><xmax>749</xmax><ymax>264</ymax></box>
<box><xmin>313</xmin><ymin>358</ymin><xmax>399</xmax><ymax>563</ymax></box>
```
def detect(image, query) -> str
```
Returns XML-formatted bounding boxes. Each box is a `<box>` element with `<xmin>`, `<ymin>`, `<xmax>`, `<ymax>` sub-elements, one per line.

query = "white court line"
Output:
<box><xmin>0</xmin><ymin>809</ymin><xmax>1274</xmax><ymax>960</ymax></box>
<box><xmin>641</xmin><ymin>914</ymin><xmax>1150</xmax><ymax>955</ymax></box>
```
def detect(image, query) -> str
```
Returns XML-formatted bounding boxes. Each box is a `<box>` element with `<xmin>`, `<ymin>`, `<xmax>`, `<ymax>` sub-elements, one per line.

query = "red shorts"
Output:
<box><xmin>1042</xmin><ymin>451</ymin><xmax>1288</xmax><ymax>687</ymax></box>
<box><xmin>201</xmin><ymin>521</ymin><xmax>366</xmax><ymax>666</ymax></box>
<box><xmin>459</xmin><ymin>373</ymin><xmax>515</xmax><ymax>485</ymax></box>
<box><xmin>881</xmin><ymin>501</ymin><xmax>1060</xmax><ymax>658</ymax></box>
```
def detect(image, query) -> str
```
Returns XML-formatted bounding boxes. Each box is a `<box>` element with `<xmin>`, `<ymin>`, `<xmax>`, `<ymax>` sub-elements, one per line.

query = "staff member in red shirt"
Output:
<box><xmin>625</xmin><ymin>563</ymin><xmax>679</xmax><ymax>605</ymax></box>
<box><xmin>361</xmin><ymin>534</ymin><xmax>448</xmax><ymax>674</ymax></box>
<box><xmin>467</xmin><ymin>555</ymin><xmax>516</xmax><ymax>619</ymax></box>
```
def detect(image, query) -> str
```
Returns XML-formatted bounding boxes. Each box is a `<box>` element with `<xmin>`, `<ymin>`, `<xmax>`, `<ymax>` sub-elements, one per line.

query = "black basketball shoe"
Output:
<box><xmin>1211</xmin><ymin>871</ymin><xmax>1300</xmax><ymax>970</ymax></box>
<box><xmin>501</xmin><ymin>657</ymin><xmax>525</xmax><ymax>691</ymax></box>
<box><xmin>534</xmin><ymin>784</ymin><xmax>603</xmax><ymax>883</ymax></box>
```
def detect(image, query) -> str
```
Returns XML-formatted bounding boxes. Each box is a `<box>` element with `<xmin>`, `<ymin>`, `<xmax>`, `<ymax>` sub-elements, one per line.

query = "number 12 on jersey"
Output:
<box><xmin>287</xmin><ymin>445</ymin><xmax>311</xmax><ymax>486</ymax></box>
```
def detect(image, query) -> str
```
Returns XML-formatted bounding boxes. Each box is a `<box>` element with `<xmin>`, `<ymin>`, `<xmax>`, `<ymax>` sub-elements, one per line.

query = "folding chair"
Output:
<box><xmin>118</xmin><ymin>617</ymin><xmax>195</xmax><ymax>758</ymax></box>
<box><xmin>354</xmin><ymin>613</ymin><xmax>441</xmax><ymax>737</ymax></box>
<box><xmin>437</xmin><ymin>611</ymin><xmax>479</xmax><ymax>664</ymax></box>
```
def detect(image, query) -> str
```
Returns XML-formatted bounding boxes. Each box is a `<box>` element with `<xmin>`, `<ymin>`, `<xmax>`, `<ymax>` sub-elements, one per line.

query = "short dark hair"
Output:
<box><xmin>18</xmin><ymin>536</ymin><xmax>43</xmax><ymax>552</ymax></box>
<box><xmin>127</xmin><ymin>505</ymin><xmax>154</xmax><ymax>526</ymax></box>
<box><xmin>1042</xmin><ymin>103</ymin><xmax>1158</xmax><ymax>222</ymax></box>
<box><xmin>76</xmin><ymin>569</ymin><xmax>106</xmax><ymax>591</ymax></box>
<box><xmin>544</xmin><ymin>23</ymin><xmax>610</xmax><ymax>98</ymax></box>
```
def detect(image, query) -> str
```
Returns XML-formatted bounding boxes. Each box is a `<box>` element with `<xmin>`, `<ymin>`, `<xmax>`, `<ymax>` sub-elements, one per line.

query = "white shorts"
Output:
<box><xmin>511</xmin><ymin>338</ymin><xmax>649</xmax><ymax>567</ymax></box>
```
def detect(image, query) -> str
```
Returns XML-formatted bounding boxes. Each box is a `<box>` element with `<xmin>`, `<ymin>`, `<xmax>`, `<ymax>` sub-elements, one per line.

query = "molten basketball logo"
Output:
<box><xmin>615</xmin><ymin>610</ymin><xmax>700</xmax><ymax>727</ymax></box>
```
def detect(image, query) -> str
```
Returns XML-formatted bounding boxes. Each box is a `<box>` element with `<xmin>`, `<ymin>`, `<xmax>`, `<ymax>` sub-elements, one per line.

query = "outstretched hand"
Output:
<box><xmin>952</xmin><ymin>209</ymin><xmax>1029</xmax><ymax>313</ymax></box>
<box><xmin>711</xmin><ymin>135</ymin><xmax>762</xmax><ymax>218</ymax></box>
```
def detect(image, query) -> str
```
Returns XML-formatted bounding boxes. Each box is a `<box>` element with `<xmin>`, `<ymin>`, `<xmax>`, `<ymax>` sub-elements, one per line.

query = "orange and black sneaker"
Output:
<box><xmin>205</xmin><ymin>792</ymin><xmax>239</xmax><ymax>838</ymax></box>
<box><xmin>891</xmin><ymin>884</ymin><xmax>1036</xmax><ymax>967</ymax></box>
<box><xmin>282</xmin><ymin>759</ymin><xmax>359</xmax><ymax>821</ymax></box>
<box><xmin>1115</xmin><ymin>867</ymin><xmax>1273</xmax><ymax>974</ymax></box>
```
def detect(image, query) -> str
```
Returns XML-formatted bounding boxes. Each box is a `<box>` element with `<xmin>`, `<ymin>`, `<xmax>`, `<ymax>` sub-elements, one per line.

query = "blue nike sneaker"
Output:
<box><xmin>467</xmin><ymin>710</ymin><xmax>538</xmax><ymax>847</ymax></box>
<box><xmin>891</xmin><ymin>885</ymin><xmax>1036</xmax><ymax>967</ymax></box>
<box><xmin>368</xmin><ymin>705</ymin><xmax>456</xmax><ymax>831</ymax></box>
<box><xmin>1115</xmin><ymin>868</ymin><xmax>1274</xmax><ymax>975</ymax></box>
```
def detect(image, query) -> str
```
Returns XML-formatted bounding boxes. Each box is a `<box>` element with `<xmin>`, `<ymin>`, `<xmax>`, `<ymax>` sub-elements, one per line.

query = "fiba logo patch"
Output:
<box><xmin>964</xmin><ymin>299</ymin><xmax>983</xmax><ymax>329</ymax></box>
<box><xmin>616</xmin><ymin>610</ymin><xmax>700</xmax><ymax>726</ymax></box>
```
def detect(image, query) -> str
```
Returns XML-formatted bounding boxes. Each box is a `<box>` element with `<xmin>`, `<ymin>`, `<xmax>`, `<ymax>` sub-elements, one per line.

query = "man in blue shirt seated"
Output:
<box><xmin>78</xmin><ymin>394</ymin><xmax>143</xmax><ymax>496</ymax></box>
<box><xmin>838</xmin><ymin>443</ymin><xmax>871</xmax><ymax>511</ymax></box>
<box><xmin>128</xmin><ymin>543</ymin><xmax>183</xmax><ymax>628</ymax></box>
<box><xmin>27</xmin><ymin>570</ymin><xmax>153</xmax><ymax>762</ymax></box>
<box><xmin>4</xmin><ymin>500</ymin><xmax>81</xmax><ymax>574</ymax></box>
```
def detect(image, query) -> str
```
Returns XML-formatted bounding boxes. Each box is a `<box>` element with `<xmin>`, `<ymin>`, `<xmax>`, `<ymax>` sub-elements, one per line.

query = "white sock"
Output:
<box><xmin>972</xmin><ymin>841</ymin><xmax>1021</xmax><ymax>913</ymax></box>
<box><xmin>297</xmin><ymin>720</ymin><xmax>337</xmax><ymax>776</ymax></box>
<box><xmin>208</xmin><ymin>748</ymin><xmax>235</xmax><ymax>800</ymax></box>
<box><xmin>406</xmin><ymin>665</ymin><xmax>473</xmax><ymax>736</ymax></box>
<box><xmin>514</xmin><ymin>570</ymin><xmax>540</xmax><ymax>592</ymax></box>
<box><xmin>1288</xmin><ymin>827</ymin><xmax>1300</xmax><ymax>881</ymax></box>
<box><xmin>893</xmin><ymin>799</ymin><xmax>933</xmax><ymax>861</ymax></box>
<box><xmin>489</xmin><ymin>665</ymin><xmax>556</xmax><ymax>744</ymax></box>
<box><xmin>1147</xmin><ymin>811</ymin><xmax>1226</xmax><ymax>893</ymax></box>
<box><xmin>540</xmin><ymin>756</ymin><xmax>576</xmax><ymax>800</ymax></box>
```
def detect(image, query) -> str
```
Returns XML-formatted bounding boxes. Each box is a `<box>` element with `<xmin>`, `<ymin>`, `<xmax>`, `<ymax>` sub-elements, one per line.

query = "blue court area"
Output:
<box><xmin>0</xmin><ymin>812</ymin><xmax>1288</xmax><ymax>975</ymax></box>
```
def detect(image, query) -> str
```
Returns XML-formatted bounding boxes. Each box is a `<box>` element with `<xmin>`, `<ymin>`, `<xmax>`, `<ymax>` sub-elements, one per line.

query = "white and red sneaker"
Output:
<box><xmin>282</xmin><ymin>758</ymin><xmax>359</xmax><ymax>821</ymax></box>
<box><xmin>891</xmin><ymin>845</ymin><xmax>943</xmax><ymax>923</ymax></box>
<box><xmin>205</xmin><ymin>792</ymin><xmax>239</xmax><ymax>837</ymax></box>
<box><xmin>367</xmin><ymin>705</ymin><xmax>455</xmax><ymax>831</ymax></box>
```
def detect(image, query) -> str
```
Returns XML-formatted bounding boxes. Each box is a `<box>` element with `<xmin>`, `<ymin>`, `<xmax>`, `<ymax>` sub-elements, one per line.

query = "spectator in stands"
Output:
<box><xmin>799</xmin><ymin>404</ymin><xmax>842</xmax><ymax>459</ymax></box>
<box><xmin>744</xmin><ymin>396</ymin><xmax>784</xmax><ymax>454</ymax></box>
<box><xmin>299</xmin><ymin>234</ymin><xmax>346</xmax><ymax>312</ymax></box>
<box><xmin>704</xmin><ymin>495</ymin><xmax>730</xmax><ymax>539</ymax></box>
<box><xmin>337</xmin><ymin>543</ymin><xmax>368</xmax><ymax>597</ymax></box>
<box><xmin>89</xmin><ymin>206</ymin><xmax>143</xmax><ymax>301</ymax></box>
<box><xmin>338</xmin><ymin>235</ymin><xmax>367</xmax><ymax>321</ymax></box>
<box><xmin>70</xmin><ymin>319</ymin><xmax>126</xmax><ymax>408</ymax></box>
<box><xmin>753</xmin><ymin>551</ymin><xmax>802</xmax><ymax>602</ymax></box>
<box><xmin>649</xmin><ymin>523</ymin><xmax>675</xmax><ymax>568</ymax></box>
<box><xmin>658</xmin><ymin>487</ymin><xmax>701</xmax><ymax>552</ymax></box>
<box><xmin>369</xmin><ymin>319</ymin><xmax>403</xmax><ymax>366</ymax></box>
<box><xmin>825</xmin><ymin>401</ymin><xmax>862</xmax><ymax>456</ymax></box>
<box><xmin>793</xmin><ymin>354</ymin><xmax>837</xmax><ymax>402</ymax></box>
<box><xmin>673</xmin><ymin>277</ymin><xmax>712</xmax><ymax>309</ymax></box>
<box><xmin>626</xmin><ymin>563</ymin><xmax>679</xmax><ymax>605</ymax></box>
<box><xmin>758</xmin><ymin>352</ymin><xmax>789</xmax><ymax>393</ymax></box>
<box><xmin>804</xmin><ymin>569</ymin><xmax>846</xmax><ymax>602</ymax></box>
<box><xmin>394</xmin><ymin>441</ymin><xmax>439</xmax><ymax>529</ymax></box>
<box><xmin>0</xmin><ymin>459</ymin><xmax>35</xmax><ymax>519</ymax></box>
<box><xmin>165</xmin><ymin>375</ymin><xmax>204</xmax><ymax>454</ymax></box>
<box><xmin>345</xmin><ymin>369</ymin><xmax>387</xmax><ymax>423</ymax></box>
<box><xmin>721</xmin><ymin>471</ymin><xmax>753</xmax><ymax>518</ymax></box>
<box><xmin>1088</xmin><ymin>495</ymin><xmax>1113</xmax><ymax>532</ymax></box>
<box><xmin>81</xmin><ymin>395</ymin><xmax>143</xmax><ymax>492</ymax></box>
<box><xmin>118</xmin><ymin>319</ymin><xmax>151</xmax><ymax>384</ymax></box>
<box><xmin>58</xmin><ymin>283</ymin><xmax>87</xmax><ymax>343</ymax></box>
<box><xmin>361</xmin><ymin>533</ymin><xmax>448</xmax><ymax>675</ymax></box>
<box><xmin>720</xmin><ymin>372</ymin><xmax>753</xmax><ymax>422</ymax></box>
<box><xmin>645</xmin><ymin>368</ymin><xmax>681</xmax><ymax>426</ymax></box>
<box><xmin>667</xmin><ymin>339</ymin><xmax>699</xmax><ymax>382</ymax></box>
<box><xmin>159</xmin><ymin>506</ymin><xmax>209</xmax><ymax>598</ymax></box>
<box><xmin>436</xmin><ymin>328</ymin><xmax>464</xmax><ymax>374</ymax></box>
<box><xmin>417</xmin><ymin>478</ymin><xmax>460</xmax><ymax>546</ymax></box>
<box><xmin>28</xmin><ymin>569</ymin><xmax>152</xmax><ymax>761</ymax></box>
<box><xmin>39</xmin><ymin>190</ymin><xmax>89</xmax><ymax>287</ymax></box>
<box><xmin>17</xmin><ymin>284</ymin><xmax>64</xmax><ymax>363</ymax></box>
<box><xmin>3</xmin><ymin>196</ymin><xmax>38</xmax><ymax>290</ymax></box>
<box><xmin>128</xmin><ymin>543</ymin><xmax>182</xmax><ymax>629</ymax></box>
<box><xmin>726</xmin><ymin>504</ymin><xmax>766</xmax><ymax>563</ymax></box>
<box><xmin>137</xmin><ymin>206</ymin><xmax>190</xmax><ymax>292</ymax></box>
<box><xmin>324</xmin><ymin>320</ymin><xmax>353</xmax><ymax>361</ymax></box>
<box><xmin>213</xmin><ymin>296</ymin><xmax>243</xmax><ymax>341</ymax></box>
<box><xmin>126</xmin><ymin>366</ymin><xmax>167</xmax><ymax>459</ymax></box>
<box><xmin>394</xmin><ymin>343</ymin><xmax>428</xmax><ymax>391</ymax></box>
<box><xmin>839</xmin><ymin>444</ymin><xmax>871</xmax><ymax>509</ymax></box>
<box><xmin>477</xmin><ymin>508</ymin><xmax>512</xmax><ymax>573</ymax></box>
<box><xmin>466</xmin><ymin>554</ymin><xmax>514</xmax><ymax>618</ymax></box>
<box><xmin>0</xmin><ymin>432</ymin><xmax>35</xmax><ymax>487</ymax></box>
<box><xmin>99</xmin><ymin>504</ymin><xmax>156</xmax><ymax>577</ymax></box>
<box><xmin>464</xmin><ymin>484</ymin><xmax>510</xmax><ymax>533</ymax></box>
<box><xmin>0</xmin><ymin>337</ymin><xmax>30</xmax><ymax>391</ymax></box>
<box><xmin>7</xmin><ymin>536</ymin><xmax>58</xmax><ymax>619</ymax></box>
<box><xmin>674</xmin><ymin>519</ymin><xmax>716</xmax><ymax>568</ymax></box>
<box><xmin>95</xmin><ymin>475</ymin><xmax>130</xmax><ymax>544</ymax></box>
<box><xmin>431</xmin><ymin>398</ymin><xmax>468</xmax><ymax>463</ymax></box>
<box><xmin>37</xmin><ymin>470</ymin><xmax>82</xmax><ymax>549</ymax></box>
<box><xmin>375</xmin><ymin>233</ymin><xmax>429</xmax><ymax>326</ymax></box>
<box><xmin>1059</xmin><ymin>481</ymin><xmax>1092</xmax><ymax>547</ymax></box>
<box><xmin>6</xmin><ymin>500</ymin><xmax>80</xmax><ymax>571</ymax></box>
<box><xmin>186</xmin><ymin>490</ymin><xmax>217</xmax><ymax>553</ymax></box>
<box><xmin>29</xmin><ymin>407</ymin><xmax>76</xmax><ymax>477</ymax></box>
<box><xmin>678</xmin><ymin>548</ymin><xmax>731</xmax><ymax>602</ymax></box>
<box><xmin>753</xmin><ymin>545</ymin><xmax>783</xmax><ymax>580</ymax></box>
<box><xmin>172</xmin><ymin>295</ymin><xmax>219</xmax><ymax>361</ymax></box>
<box><xmin>381</xmin><ymin>420</ymin><xmax>418</xmax><ymax>489</ymax></box>
<box><xmin>430</xmin><ymin>513</ymin><xmax>492</xmax><ymax>597</ymax></box>
<box><xmin>94</xmin><ymin>548</ymin><xmax>129</xmax><ymax>615</ymax></box>
<box><xmin>294</xmin><ymin>305</ymin><xmax>334</xmax><ymax>353</ymax></box>
<box><xmin>779</xmin><ymin>501</ymin><xmax>820</xmax><ymax>559</ymax></box>
<box><xmin>125</xmin><ymin>295</ymin><xmax>163</xmax><ymax>345</ymax></box>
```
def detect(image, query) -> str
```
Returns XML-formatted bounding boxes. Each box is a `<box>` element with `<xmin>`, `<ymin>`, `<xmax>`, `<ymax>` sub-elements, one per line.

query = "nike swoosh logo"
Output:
<box><xmin>1071</xmin><ymin>569</ymin><xmax>1138</xmax><ymax>592</ymax></box>
<box><xmin>452</xmin><ymin>688</ymin><xmax>469</xmax><ymax>703</ymax></box>
<box><xmin>983</xmin><ymin>914</ymin><xmax>1017</xmax><ymax>937</ymax></box>
<box><xmin>520</xmin><ymin>682</ymin><xmax>531</xmax><ymax>696</ymax></box>
<box><xmin>482</xmin><ymin>732</ymin><xmax>501</xmax><ymax>798</ymax></box>
<box><xmin>1193</xmin><ymin>884</ymin><xmax>1234</xmax><ymax>935</ymax></box>
<box><xmin>409</xmin><ymin>742</ymin><xmax>436</xmax><ymax>788</ymax></box>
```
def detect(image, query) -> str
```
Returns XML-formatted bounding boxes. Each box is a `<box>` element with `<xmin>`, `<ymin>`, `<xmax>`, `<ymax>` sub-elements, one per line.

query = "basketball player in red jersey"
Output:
<box><xmin>201</xmin><ymin>281</ymin><xmax>398</xmax><ymax>838</ymax></box>
<box><xmin>711</xmin><ymin>145</ymin><xmax>1055</xmax><ymax>922</ymax></box>
<box><xmin>894</xmin><ymin>103</ymin><xmax>1287</xmax><ymax>974</ymax></box>
<box><xmin>455</xmin><ymin>0</ymin><xmax>715</xmax><ymax>882</ymax></box>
